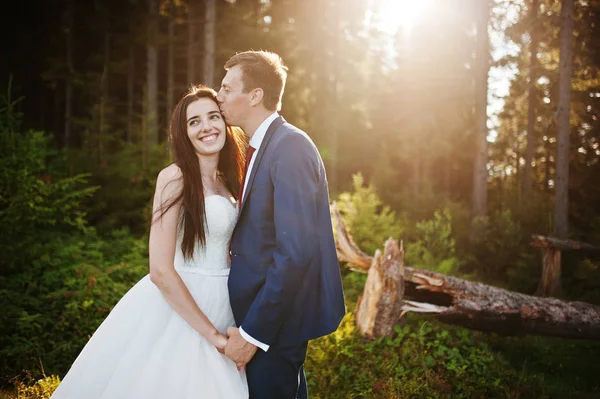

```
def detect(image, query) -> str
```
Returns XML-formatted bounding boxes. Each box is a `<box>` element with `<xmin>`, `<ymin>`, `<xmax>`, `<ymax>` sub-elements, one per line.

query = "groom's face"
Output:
<box><xmin>217</xmin><ymin>66</ymin><xmax>251</xmax><ymax>127</ymax></box>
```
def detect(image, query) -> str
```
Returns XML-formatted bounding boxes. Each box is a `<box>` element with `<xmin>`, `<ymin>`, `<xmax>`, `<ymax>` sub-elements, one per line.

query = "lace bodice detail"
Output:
<box><xmin>173</xmin><ymin>195</ymin><xmax>238</xmax><ymax>271</ymax></box>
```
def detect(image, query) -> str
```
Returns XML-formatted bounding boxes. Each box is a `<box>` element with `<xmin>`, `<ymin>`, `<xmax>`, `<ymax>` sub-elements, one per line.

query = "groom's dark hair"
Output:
<box><xmin>224</xmin><ymin>50</ymin><xmax>288</xmax><ymax>111</ymax></box>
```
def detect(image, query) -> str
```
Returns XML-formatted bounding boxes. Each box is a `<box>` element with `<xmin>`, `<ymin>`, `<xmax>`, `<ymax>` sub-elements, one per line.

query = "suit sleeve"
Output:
<box><xmin>240</xmin><ymin>134</ymin><xmax>319</xmax><ymax>345</ymax></box>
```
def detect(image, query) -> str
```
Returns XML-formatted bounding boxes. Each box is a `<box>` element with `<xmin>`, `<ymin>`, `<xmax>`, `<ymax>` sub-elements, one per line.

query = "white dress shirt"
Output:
<box><xmin>238</xmin><ymin>111</ymin><xmax>279</xmax><ymax>352</ymax></box>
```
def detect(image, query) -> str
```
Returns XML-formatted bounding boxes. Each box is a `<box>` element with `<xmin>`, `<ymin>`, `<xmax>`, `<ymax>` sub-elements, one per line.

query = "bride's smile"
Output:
<box><xmin>199</xmin><ymin>133</ymin><xmax>219</xmax><ymax>143</ymax></box>
<box><xmin>186</xmin><ymin>98</ymin><xmax>227</xmax><ymax>156</ymax></box>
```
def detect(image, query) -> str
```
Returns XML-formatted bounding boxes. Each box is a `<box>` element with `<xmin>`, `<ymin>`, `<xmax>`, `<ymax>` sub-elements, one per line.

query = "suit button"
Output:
<box><xmin>229</xmin><ymin>250</ymin><xmax>232</xmax><ymax>256</ymax></box>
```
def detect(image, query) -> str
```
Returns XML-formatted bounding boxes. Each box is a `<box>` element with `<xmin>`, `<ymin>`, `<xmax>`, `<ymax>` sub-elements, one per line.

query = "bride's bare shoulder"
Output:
<box><xmin>157</xmin><ymin>163</ymin><xmax>182</xmax><ymax>183</ymax></box>
<box><xmin>155</xmin><ymin>164</ymin><xmax>183</xmax><ymax>195</ymax></box>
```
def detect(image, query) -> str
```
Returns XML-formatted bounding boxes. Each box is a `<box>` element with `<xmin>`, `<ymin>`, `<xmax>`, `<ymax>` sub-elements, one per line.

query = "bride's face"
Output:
<box><xmin>186</xmin><ymin>98</ymin><xmax>227</xmax><ymax>157</ymax></box>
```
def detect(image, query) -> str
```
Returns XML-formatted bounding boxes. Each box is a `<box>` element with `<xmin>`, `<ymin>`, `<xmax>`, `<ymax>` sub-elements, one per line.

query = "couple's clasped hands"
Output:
<box><xmin>209</xmin><ymin>327</ymin><xmax>257</xmax><ymax>370</ymax></box>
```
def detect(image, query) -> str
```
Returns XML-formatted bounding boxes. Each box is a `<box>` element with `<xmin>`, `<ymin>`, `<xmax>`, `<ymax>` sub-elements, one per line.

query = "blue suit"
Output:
<box><xmin>228</xmin><ymin>117</ymin><xmax>346</xmax><ymax>398</ymax></box>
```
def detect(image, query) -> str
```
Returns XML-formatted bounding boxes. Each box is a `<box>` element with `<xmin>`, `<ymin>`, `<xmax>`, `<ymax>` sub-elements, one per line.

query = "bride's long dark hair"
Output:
<box><xmin>153</xmin><ymin>85</ymin><xmax>246</xmax><ymax>259</ymax></box>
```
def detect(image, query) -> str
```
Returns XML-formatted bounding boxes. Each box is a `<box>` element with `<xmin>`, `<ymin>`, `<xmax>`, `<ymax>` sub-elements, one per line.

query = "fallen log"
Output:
<box><xmin>331</xmin><ymin>202</ymin><xmax>600</xmax><ymax>340</ymax></box>
<box><xmin>531</xmin><ymin>234</ymin><xmax>600</xmax><ymax>253</ymax></box>
<box><xmin>355</xmin><ymin>238</ymin><xmax>405</xmax><ymax>338</ymax></box>
<box><xmin>530</xmin><ymin>234</ymin><xmax>600</xmax><ymax>297</ymax></box>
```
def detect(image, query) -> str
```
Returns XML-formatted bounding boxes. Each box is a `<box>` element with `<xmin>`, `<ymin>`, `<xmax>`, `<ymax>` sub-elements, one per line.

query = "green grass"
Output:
<box><xmin>6</xmin><ymin>272</ymin><xmax>600</xmax><ymax>398</ymax></box>
<box><xmin>304</xmin><ymin>272</ymin><xmax>600</xmax><ymax>399</ymax></box>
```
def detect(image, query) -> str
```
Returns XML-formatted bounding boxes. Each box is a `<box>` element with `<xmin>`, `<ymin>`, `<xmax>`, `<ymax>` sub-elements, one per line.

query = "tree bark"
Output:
<box><xmin>524</xmin><ymin>0</ymin><xmax>539</xmax><ymax>197</ymax></box>
<box><xmin>531</xmin><ymin>235</ymin><xmax>600</xmax><ymax>297</ymax></box>
<box><xmin>355</xmin><ymin>239</ymin><xmax>405</xmax><ymax>339</ymax></box>
<box><xmin>471</xmin><ymin>0</ymin><xmax>490</xmax><ymax>238</ymax></box>
<box><xmin>328</xmin><ymin>1</ymin><xmax>340</xmax><ymax>193</ymax></box>
<box><xmin>63</xmin><ymin>0</ymin><xmax>73</xmax><ymax>149</ymax></box>
<box><xmin>127</xmin><ymin>43</ymin><xmax>134</xmax><ymax>143</ymax></box>
<box><xmin>403</xmin><ymin>266</ymin><xmax>600</xmax><ymax>340</ymax></box>
<box><xmin>146</xmin><ymin>0</ymin><xmax>159</xmax><ymax>146</ymax></box>
<box><xmin>554</xmin><ymin>0</ymin><xmax>573</xmax><ymax>239</ymax></box>
<box><xmin>99</xmin><ymin>25</ymin><xmax>110</xmax><ymax>162</ymax></box>
<box><xmin>203</xmin><ymin>0</ymin><xmax>216</xmax><ymax>88</ymax></box>
<box><xmin>535</xmin><ymin>247</ymin><xmax>562</xmax><ymax>297</ymax></box>
<box><xmin>544</xmin><ymin>132</ymin><xmax>551</xmax><ymax>192</ymax></box>
<box><xmin>187</xmin><ymin>2</ymin><xmax>196</xmax><ymax>85</ymax></box>
<box><xmin>514</xmin><ymin>117</ymin><xmax>521</xmax><ymax>206</ymax></box>
<box><xmin>531</xmin><ymin>234</ymin><xmax>600</xmax><ymax>253</ymax></box>
<box><xmin>331</xmin><ymin>203</ymin><xmax>600</xmax><ymax>340</ymax></box>
<box><xmin>166</xmin><ymin>2</ymin><xmax>175</xmax><ymax>127</ymax></box>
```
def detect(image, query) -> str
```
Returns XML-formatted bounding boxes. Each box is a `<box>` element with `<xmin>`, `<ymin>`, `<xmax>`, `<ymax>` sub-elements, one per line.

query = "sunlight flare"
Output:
<box><xmin>376</xmin><ymin>0</ymin><xmax>433</xmax><ymax>34</ymax></box>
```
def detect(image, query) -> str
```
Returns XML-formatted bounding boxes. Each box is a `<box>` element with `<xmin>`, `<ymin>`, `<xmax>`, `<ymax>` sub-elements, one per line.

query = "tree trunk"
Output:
<box><xmin>471</xmin><ymin>0</ymin><xmax>490</xmax><ymax>238</ymax></box>
<box><xmin>166</xmin><ymin>2</ymin><xmax>175</xmax><ymax>127</ymax></box>
<box><xmin>203</xmin><ymin>0</ymin><xmax>216</xmax><ymax>88</ymax></box>
<box><xmin>544</xmin><ymin>132</ymin><xmax>551</xmax><ymax>191</ymax></box>
<box><xmin>535</xmin><ymin>247</ymin><xmax>562</xmax><ymax>297</ymax></box>
<box><xmin>331</xmin><ymin>203</ymin><xmax>600</xmax><ymax>340</ymax></box>
<box><xmin>514</xmin><ymin>118</ymin><xmax>521</xmax><ymax>206</ymax></box>
<box><xmin>63</xmin><ymin>0</ymin><xmax>73</xmax><ymax>149</ymax></box>
<box><xmin>524</xmin><ymin>0</ymin><xmax>539</xmax><ymax>197</ymax></box>
<box><xmin>531</xmin><ymin>233</ymin><xmax>599</xmax><ymax>297</ymax></box>
<box><xmin>187</xmin><ymin>2</ymin><xmax>196</xmax><ymax>85</ymax></box>
<box><xmin>328</xmin><ymin>2</ymin><xmax>340</xmax><ymax>193</ymax></box>
<box><xmin>553</xmin><ymin>0</ymin><xmax>574</xmax><ymax>238</ymax></box>
<box><xmin>146</xmin><ymin>0</ymin><xmax>159</xmax><ymax>146</ymax></box>
<box><xmin>127</xmin><ymin>43</ymin><xmax>134</xmax><ymax>143</ymax></box>
<box><xmin>142</xmin><ymin>86</ymin><xmax>148</xmax><ymax>172</ymax></box>
<box><xmin>355</xmin><ymin>239</ymin><xmax>405</xmax><ymax>339</ymax></box>
<box><xmin>402</xmin><ymin>266</ymin><xmax>600</xmax><ymax>340</ymax></box>
<box><xmin>99</xmin><ymin>25</ymin><xmax>110</xmax><ymax>163</ymax></box>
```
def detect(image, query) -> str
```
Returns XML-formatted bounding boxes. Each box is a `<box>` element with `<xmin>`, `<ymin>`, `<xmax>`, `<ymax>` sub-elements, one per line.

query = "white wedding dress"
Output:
<box><xmin>51</xmin><ymin>195</ymin><xmax>248</xmax><ymax>399</ymax></box>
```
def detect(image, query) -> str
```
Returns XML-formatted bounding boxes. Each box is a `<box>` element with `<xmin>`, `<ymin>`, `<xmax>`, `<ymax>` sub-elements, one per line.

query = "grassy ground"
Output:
<box><xmin>5</xmin><ymin>272</ymin><xmax>600</xmax><ymax>399</ymax></box>
<box><xmin>303</xmin><ymin>272</ymin><xmax>600</xmax><ymax>398</ymax></box>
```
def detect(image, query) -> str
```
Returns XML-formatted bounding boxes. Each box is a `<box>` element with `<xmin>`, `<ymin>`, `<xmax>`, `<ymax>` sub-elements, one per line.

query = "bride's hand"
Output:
<box><xmin>207</xmin><ymin>331</ymin><xmax>228</xmax><ymax>352</ymax></box>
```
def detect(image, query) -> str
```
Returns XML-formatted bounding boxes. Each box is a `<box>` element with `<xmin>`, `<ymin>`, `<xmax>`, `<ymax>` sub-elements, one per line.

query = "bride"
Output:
<box><xmin>51</xmin><ymin>86</ymin><xmax>249</xmax><ymax>398</ymax></box>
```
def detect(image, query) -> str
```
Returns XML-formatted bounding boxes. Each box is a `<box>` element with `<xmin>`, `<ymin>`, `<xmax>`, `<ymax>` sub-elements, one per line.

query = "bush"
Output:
<box><xmin>71</xmin><ymin>142</ymin><xmax>169</xmax><ymax>235</ymax></box>
<box><xmin>0</xmin><ymin>231</ymin><xmax>148</xmax><ymax>384</ymax></box>
<box><xmin>0</xmin><ymin>105</ymin><xmax>97</xmax><ymax>277</ymax></box>
<box><xmin>405</xmin><ymin>208</ymin><xmax>463</xmax><ymax>276</ymax></box>
<box><xmin>305</xmin><ymin>312</ymin><xmax>555</xmax><ymax>398</ymax></box>
<box><xmin>335</xmin><ymin>175</ymin><xmax>464</xmax><ymax>277</ymax></box>
<box><xmin>335</xmin><ymin>173</ymin><xmax>404</xmax><ymax>257</ymax></box>
<box><xmin>466</xmin><ymin>209</ymin><xmax>540</xmax><ymax>292</ymax></box>
<box><xmin>0</xmin><ymin>93</ymin><xmax>149</xmax><ymax>384</ymax></box>
<box><xmin>6</xmin><ymin>374</ymin><xmax>60</xmax><ymax>399</ymax></box>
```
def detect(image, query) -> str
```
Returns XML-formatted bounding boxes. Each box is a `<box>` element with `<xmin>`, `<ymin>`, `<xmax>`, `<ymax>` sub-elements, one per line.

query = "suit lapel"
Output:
<box><xmin>239</xmin><ymin>116</ymin><xmax>285</xmax><ymax>215</ymax></box>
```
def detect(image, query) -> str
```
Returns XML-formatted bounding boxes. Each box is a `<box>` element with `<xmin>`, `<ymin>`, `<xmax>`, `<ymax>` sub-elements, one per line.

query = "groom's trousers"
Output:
<box><xmin>246</xmin><ymin>340</ymin><xmax>308</xmax><ymax>399</ymax></box>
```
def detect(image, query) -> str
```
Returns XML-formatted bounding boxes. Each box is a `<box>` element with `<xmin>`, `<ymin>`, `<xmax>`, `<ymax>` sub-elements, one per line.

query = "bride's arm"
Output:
<box><xmin>148</xmin><ymin>165</ymin><xmax>227</xmax><ymax>350</ymax></box>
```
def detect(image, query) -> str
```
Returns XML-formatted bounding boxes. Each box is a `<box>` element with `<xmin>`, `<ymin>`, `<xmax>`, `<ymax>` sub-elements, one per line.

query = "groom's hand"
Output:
<box><xmin>225</xmin><ymin>327</ymin><xmax>258</xmax><ymax>370</ymax></box>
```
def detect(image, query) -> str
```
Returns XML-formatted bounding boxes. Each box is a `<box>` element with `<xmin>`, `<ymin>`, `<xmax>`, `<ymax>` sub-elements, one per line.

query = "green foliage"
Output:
<box><xmin>487</xmin><ymin>333</ymin><xmax>600</xmax><ymax>397</ymax></box>
<box><xmin>0</xmin><ymin>94</ymin><xmax>97</xmax><ymax>277</ymax></box>
<box><xmin>467</xmin><ymin>207</ymin><xmax>544</xmax><ymax>292</ymax></box>
<box><xmin>0</xmin><ymin>97</ymin><xmax>149</xmax><ymax>384</ymax></box>
<box><xmin>306</xmin><ymin>312</ymin><xmax>543</xmax><ymax>398</ymax></box>
<box><xmin>335</xmin><ymin>175</ymin><xmax>464</xmax><ymax>276</ymax></box>
<box><xmin>5</xmin><ymin>374</ymin><xmax>60</xmax><ymax>399</ymax></box>
<box><xmin>70</xmin><ymin>142</ymin><xmax>169</xmax><ymax>235</ymax></box>
<box><xmin>0</xmin><ymin>230</ymin><xmax>148</xmax><ymax>385</ymax></box>
<box><xmin>305</xmin><ymin>274</ymin><xmax>600</xmax><ymax>398</ymax></box>
<box><xmin>335</xmin><ymin>173</ymin><xmax>403</xmax><ymax>256</ymax></box>
<box><xmin>405</xmin><ymin>209</ymin><xmax>463</xmax><ymax>276</ymax></box>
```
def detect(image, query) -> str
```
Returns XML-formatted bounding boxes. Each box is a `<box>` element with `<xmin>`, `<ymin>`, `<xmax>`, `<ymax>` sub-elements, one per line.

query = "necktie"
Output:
<box><xmin>238</xmin><ymin>145</ymin><xmax>256</xmax><ymax>209</ymax></box>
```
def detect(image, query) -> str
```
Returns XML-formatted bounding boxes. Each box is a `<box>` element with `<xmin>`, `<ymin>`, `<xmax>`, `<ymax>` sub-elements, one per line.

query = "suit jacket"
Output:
<box><xmin>228</xmin><ymin>116</ymin><xmax>346</xmax><ymax>347</ymax></box>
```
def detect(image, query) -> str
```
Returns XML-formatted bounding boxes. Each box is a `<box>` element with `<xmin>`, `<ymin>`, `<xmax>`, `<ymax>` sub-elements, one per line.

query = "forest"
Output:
<box><xmin>1</xmin><ymin>0</ymin><xmax>600</xmax><ymax>397</ymax></box>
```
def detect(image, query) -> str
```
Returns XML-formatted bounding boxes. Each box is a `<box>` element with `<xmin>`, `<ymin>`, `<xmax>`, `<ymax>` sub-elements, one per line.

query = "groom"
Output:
<box><xmin>218</xmin><ymin>50</ymin><xmax>346</xmax><ymax>398</ymax></box>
